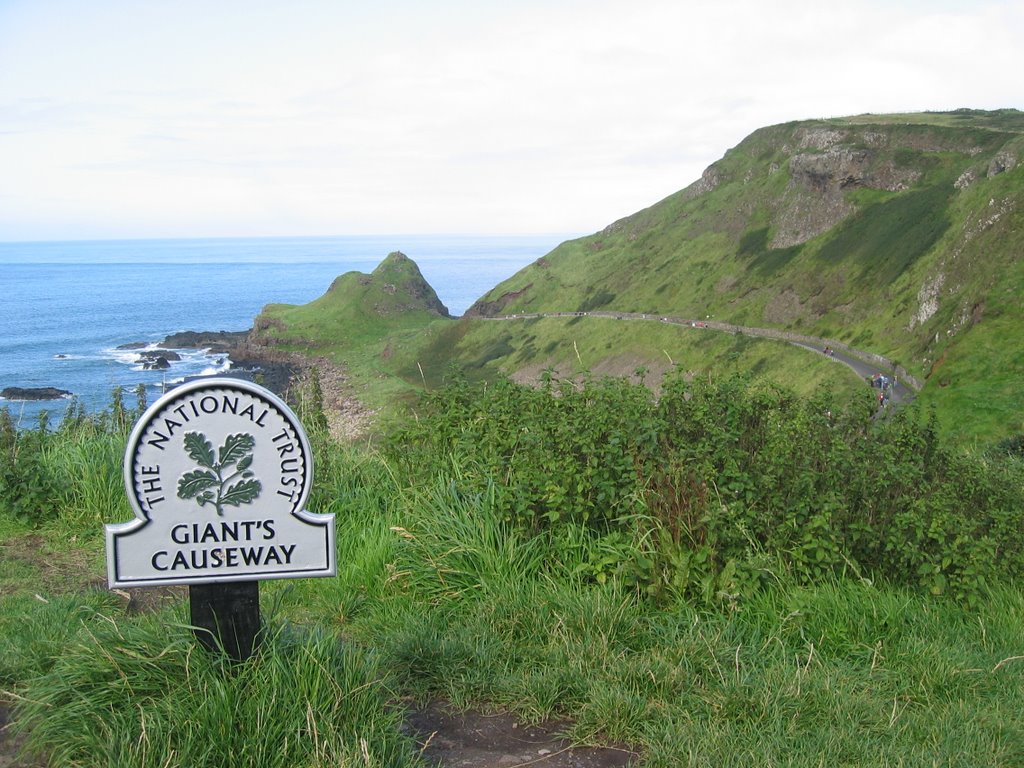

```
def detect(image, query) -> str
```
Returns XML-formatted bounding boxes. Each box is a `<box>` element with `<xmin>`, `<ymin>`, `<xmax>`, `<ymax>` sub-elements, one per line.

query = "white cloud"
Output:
<box><xmin>0</xmin><ymin>0</ymin><xmax>1022</xmax><ymax>240</ymax></box>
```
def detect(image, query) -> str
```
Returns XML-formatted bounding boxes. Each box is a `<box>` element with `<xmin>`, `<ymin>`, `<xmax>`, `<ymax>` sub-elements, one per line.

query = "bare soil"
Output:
<box><xmin>405</xmin><ymin>702</ymin><xmax>637</xmax><ymax>767</ymax></box>
<box><xmin>0</xmin><ymin>705</ymin><xmax>36</xmax><ymax>768</ymax></box>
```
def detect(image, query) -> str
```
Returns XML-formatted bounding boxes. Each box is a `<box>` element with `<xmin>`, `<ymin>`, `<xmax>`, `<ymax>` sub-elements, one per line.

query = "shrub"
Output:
<box><xmin>0</xmin><ymin>413</ymin><xmax>61</xmax><ymax>524</ymax></box>
<box><xmin>388</xmin><ymin>370</ymin><xmax>1024</xmax><ymax>605</ymax></box>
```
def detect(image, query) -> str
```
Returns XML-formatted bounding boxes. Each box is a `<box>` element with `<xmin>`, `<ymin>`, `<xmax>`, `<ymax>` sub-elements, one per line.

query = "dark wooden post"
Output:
<box><xmin>189</xmin><ymin>581</ymin><xmax>262</xmax><ymax>662</ymax></box>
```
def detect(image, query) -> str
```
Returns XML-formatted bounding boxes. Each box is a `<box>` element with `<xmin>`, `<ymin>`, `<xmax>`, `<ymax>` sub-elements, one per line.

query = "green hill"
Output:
<box><xmin>455</xmin><ymin>109</ymin><xmax>1024</xmax><ymax>443</ymax></box>
<box><xmin>248</xmin><ymin>251</ymin><xmax>452</xmax><ymax>404</ymax></box>
<box><xmin>253</xmin><ymin>251</ymin><xmax>448</xmax><ymax>345</ymax></box>
<box><xmin>248</xmin><ymin>110</ymin><xmax>1024</xmax><ymax>444</ymax></box>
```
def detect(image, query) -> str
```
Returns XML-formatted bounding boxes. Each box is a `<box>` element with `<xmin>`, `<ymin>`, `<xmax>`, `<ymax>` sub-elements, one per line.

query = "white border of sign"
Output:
<box><xmin>106</xmin><ymin>378</ymin><xmax>336</xmax><ymax>588</ymax></box>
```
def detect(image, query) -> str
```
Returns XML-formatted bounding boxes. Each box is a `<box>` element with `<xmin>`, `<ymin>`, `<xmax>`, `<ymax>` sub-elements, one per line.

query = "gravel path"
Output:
<box><xmin>485</xmin><ymin>310</ymin><xmax>918</xmax><ymax>404</ymax></box>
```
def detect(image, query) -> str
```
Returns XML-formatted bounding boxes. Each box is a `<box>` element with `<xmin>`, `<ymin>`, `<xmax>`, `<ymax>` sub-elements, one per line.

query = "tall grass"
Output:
<box><xmin>10</xmin><ymin>606</ymin><xmax>421</xmax><ymax>767</ymax></box>
<box><xmin>315</xmin><ymin>443</ymin><xmax>1024</xmax><ymax>766</ymax></box>
<box><xmin>361</xmin><ymin>551</ymin><xmax>1024</xmax><ymax>765</ymax></box>
<box><xmin>46</xmin><ymin>432</ymin><xmax>131</xmax><ymax>528</ymax></box>
<box><xmin>0</xmin><ymin>397</ymin><xmax>134</xmax><ymax>529</ymax></box>
<box><xmin>389</xmin><ymin>477</ymin><xmax>551</xmax><ymax>603</ymax></box>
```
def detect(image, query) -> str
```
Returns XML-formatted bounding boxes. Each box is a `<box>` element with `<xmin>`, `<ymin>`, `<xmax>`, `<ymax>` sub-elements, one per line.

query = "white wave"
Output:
<box><xmin>199</xmin><ymin>360</ymin><xmax>233</xmax><ymax>376</ymax></box>
<box><xmin>97</xmin><ymin>341</ymin><xmax>234</xmax><ymax>389</ymax></box>
<box><xmin>102</xmin><ymin>346</ymin><xmax>154</xmax><ymax>366</ymax></box>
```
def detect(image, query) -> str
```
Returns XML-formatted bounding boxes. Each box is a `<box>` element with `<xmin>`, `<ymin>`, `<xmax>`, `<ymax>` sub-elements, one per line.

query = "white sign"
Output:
<box><xmin>107</xmin><ymin>378</ymin><xmax>336</xmax><ymax>587</ymax></box>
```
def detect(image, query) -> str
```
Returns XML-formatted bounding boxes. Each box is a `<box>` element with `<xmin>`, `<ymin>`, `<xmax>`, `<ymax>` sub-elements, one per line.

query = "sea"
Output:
<box><xmin>0</xmin><ymin>234</ymin><xmax>570</xmax><ymax>427</ymax></box>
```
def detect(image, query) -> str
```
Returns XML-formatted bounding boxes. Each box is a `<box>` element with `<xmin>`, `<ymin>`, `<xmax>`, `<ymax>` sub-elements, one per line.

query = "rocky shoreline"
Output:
<box><xmin>227</xmin><ymin>339</ymin><xmax>375</xmax><ymax>441</ymax></box>
<box><xmin>3</xmin><ymin>329</ymin><xmax>373</xmax><ymax>440</ymax></box>
<box><xmin>142</xmin><ymin>330</ymin><xmax>375</xmax><ymax>440</ymax></box>
<box><xmin>134</xmin><ymin>329</ymin><xmax>300</xmax><ymax>398</ymax></box>
<box><xmin>158</xmin><ymin>330</ymin><xmax>249</xmax><ymax>354</ymax></box>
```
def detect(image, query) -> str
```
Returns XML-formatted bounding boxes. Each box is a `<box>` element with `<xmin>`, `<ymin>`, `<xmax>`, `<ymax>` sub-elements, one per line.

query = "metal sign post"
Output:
<box><xmin>106</xmin><ymin>378</ymin><xmax>336</xmax><ymax>661</ymax></box>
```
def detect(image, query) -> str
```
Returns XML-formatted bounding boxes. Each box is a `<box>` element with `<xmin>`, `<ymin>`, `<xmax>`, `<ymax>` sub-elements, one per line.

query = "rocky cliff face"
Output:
<box><xmin>769</xmin><ymin>127</ymin><xmax>926</xmax><ymax>248</ymax></box>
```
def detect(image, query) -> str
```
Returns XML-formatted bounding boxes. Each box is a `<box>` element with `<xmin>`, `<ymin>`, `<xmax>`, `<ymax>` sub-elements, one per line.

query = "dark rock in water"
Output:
<box><xmin>142</xmin><ymin>356</ymin><xmax>172</xmax><ymax>370</ymax></box>
<box><xmin>160</xmin><ymin>330</ymin><xmax>249</xmax><ymax>353</ymax></box>
<box><xmin>2</xmin><ymin>386</ymin><xmax>73</xmax><ymax>401</ymax></box>
<box><xmin>117</xmin><ymin>331</ymin><xmax>248</xmax><ymax>355</ymax></box>
<box><xmin>137</xmin><ymin>350</ymin><xmax>181</xmax><ymax>369</ymax></box>
<box><xmin>121</xmin><ymin>330</ymin><xmax>294</xmax><ymax>401</ymax></box>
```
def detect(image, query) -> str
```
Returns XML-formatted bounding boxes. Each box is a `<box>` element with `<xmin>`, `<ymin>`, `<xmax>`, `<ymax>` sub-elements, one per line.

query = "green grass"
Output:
<box><xmin>836</xmin><ymin>108</ymin><xmax>1024</xmax><ymax>133</ymax></box>
<box><xmin>2</xmin><ymin>409</ymin><xmax>1024</xmax><ymax>766</ymax></box>
<box><xmin>816</xmin><ymin>176</ymin><xmax>956</xmax><ymax>287</ymax></box>
<box><xmin>303</xmin><ymin>451</ymin><xmax>1024</xmax><ymax>765</ymax></box>
<box><xmin>914</xmin><ymin>315</ymin><xmax>1024</xmax><ymax>443</ymax></box>
<box><xmin>361</xmin><ymin>580</ymin><xmax>1024</xmax><ymax>767</ymax></box>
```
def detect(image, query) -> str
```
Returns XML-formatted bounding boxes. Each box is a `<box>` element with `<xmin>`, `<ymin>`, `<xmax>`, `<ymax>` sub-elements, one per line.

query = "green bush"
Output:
<box><xmin>391</xmin><ymin>371</ymin><xmax>657</xmax><ymax>531</ymax></box>
<box><xmin>0</xmin><ymin>387</ymin><xmax>149</xmax><ymax>526</ymax></box>
<box><xmin>0</xmin><ymin>410</ymin><xmax>61</xmax><ymax>523</ymax></box>
<box><xmin>389</xmin><ymin>370</ymin><xmax>1024</xmax><ymax>605</ymax></box>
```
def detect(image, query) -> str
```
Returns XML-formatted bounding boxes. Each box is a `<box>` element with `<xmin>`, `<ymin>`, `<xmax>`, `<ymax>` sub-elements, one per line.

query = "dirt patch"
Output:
<box><xmin>224</xmin><ymin>342</ymin><xmax>376</xmax><ymax>443</ymax></box>
<box><xmin>0</xmin><ymin>702</ymin><xmax>44</xmax><ymax>768</ymax></box>
<box><xmin>762</xmin><ymin>288</ymin><xmax>809</xmax><ymax>324</ymax></box>
<box><xmin>113</xmin><ymin>584</ymin><xmax>188</xmax><ymax>614</ymax></box>
<box><xmin>289</xmin><ymin>359</ymin><xmax>376</xmax><ymax>443</ymax></box>
<box><xmin>509</xmin><ymin>354</ymin><xmax>671</xmax><ymax>394</ymax></box>
<box><xmin>0</xmin><ymin>534</ymin><xmax>104</xmax><ymax>597</ymax></box>
<box><xmin>509</xmin><ymin>360</ymin><xmax>569</xmax><ymax>386</ymax></box>
<box><xmin>589</xmin><ymin>355</ymin><xmax>669</xmax><ymax>387</ymax></box>
<box><xmin>405</xmin><ymin>701</ymin><xmax>637</xmax><ymax>768</ymax></box>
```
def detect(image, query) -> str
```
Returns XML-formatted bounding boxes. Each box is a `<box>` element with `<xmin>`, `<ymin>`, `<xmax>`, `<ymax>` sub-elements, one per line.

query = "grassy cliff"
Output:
<box><xmin>459</xmin><ymin>109</ymin><xmax>1024</xmax><ymax>443</ymax></box>
<box><xmin>247</xmin><ymin>110</ymin><xmax>1024</xmax><ymax>444</ymax></box>
<box><xmin>248</xmin><ymin>250</ymin><xmax>454</xmax><ymax>406</ymax></box>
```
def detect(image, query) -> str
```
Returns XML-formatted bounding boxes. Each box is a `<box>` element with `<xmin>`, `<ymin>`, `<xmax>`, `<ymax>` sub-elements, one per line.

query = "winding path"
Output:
<box><xmin>479</xmin><ymin>310</ymin><xmax>917</xmax><ymax>405</ymax></box>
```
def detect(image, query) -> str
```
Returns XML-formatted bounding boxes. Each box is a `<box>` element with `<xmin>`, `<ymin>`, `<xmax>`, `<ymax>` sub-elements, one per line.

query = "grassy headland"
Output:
<box><xmin>244</xmin><ymin>110</ymin><xmax>1024</xmax><ymax>445</ymax></box>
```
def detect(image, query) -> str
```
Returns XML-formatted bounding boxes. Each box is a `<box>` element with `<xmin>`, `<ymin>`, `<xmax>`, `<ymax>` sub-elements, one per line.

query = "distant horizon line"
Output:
<box><xmin>0</xmin><ymin>231</ymin><xmax>585</xmax><ymax>246</ymax></box>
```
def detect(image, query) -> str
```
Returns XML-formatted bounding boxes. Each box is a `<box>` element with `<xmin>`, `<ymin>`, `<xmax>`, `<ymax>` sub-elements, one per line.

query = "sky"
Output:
<box><xmin>1</xmin><ymin>0</ymin><xmax>1022</xmax><ymax>241</ymax></box>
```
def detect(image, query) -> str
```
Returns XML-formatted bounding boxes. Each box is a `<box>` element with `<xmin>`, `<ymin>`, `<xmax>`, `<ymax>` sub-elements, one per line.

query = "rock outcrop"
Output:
<box><xmin>159</xmin><ymin>330</ymin><xmax>248</xmax><ymax>352</ymax></box>
<box><xmin>1</xmin><ymin>387</ymin><xmax>73</xmax><ymax>401</ymax></box>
